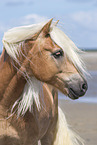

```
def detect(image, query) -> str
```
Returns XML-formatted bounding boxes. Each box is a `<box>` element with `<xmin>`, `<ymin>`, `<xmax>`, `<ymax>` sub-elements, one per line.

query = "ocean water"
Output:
<box><xmin>59</xmin><ymin>71</ymin><xmax>97</xmax><ymax>104</ymax></box>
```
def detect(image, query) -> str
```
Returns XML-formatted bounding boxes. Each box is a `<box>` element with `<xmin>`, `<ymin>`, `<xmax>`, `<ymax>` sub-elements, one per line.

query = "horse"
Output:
<box><xmin>0</xmin><ymin>19</ymin><xmax>88</xmax><ymax>145</ymax></box>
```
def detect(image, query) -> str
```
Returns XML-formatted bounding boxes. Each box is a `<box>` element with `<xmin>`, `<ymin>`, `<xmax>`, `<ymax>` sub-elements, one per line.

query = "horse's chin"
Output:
<box><xmin>60</xmin><ymin>88</ymin><xmax>79</xmax><ymax>100</ymax></box>
<box><xmin>67</xmin><ymin>88</ymin><xmax>81</xmax><ymax>100</ymax></box>
<box><xmin>68</xmin><ymin>92</ymin><xmax>79</xmax><ymax>100</ymax></box>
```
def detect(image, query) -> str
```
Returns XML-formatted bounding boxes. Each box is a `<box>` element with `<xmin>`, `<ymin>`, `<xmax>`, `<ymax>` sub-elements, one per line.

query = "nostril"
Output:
<box><xmin>82</xmin><ymin>84</ymin><xmax>86</xmax><ymax>90</ymax></box>
<box><xmin>81</xmin><ymin>83</ymin><xmax>87</xmax><ymax>92</ymax></box>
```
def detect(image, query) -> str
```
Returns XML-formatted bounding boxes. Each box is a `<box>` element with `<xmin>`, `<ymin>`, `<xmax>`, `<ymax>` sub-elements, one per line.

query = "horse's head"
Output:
<box><xmin>28</xmin><ymin>19</ymin><xmax>88</xmax><ymax>100</ymax></box>
<box><xmin>3</xmin><ymin>19</ymin><xmax>88</xmax><ymax>100</ymax></box>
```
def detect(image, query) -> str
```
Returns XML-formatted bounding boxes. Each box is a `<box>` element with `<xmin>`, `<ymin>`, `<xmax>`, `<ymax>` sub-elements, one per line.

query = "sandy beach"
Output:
<box><xmin>81</xmin><ymin>51</ymin><xmax>97</xmax><ymax>71</ymax></box>
<box><xmin>59</xmin><ymin>100</ymin><xmax>97</xmax><ymax>145</ymax></box>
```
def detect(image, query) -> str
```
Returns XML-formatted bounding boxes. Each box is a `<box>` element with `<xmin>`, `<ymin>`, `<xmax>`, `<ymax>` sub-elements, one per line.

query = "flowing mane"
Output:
<box><xmin>2</xmin><ymin>19</ymin><xmax>86</xmax><ymax>117</ymax></box>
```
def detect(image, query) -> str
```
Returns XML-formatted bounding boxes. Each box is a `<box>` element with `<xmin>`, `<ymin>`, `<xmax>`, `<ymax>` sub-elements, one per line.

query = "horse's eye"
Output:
<box><xmin>52</xmin><ymin>50</ymin><xmax>64</xmax><ymax>59</ymax></box>
<box><xmin>45</xmin><ymin>33</ymin><xmax>50</xmax><ymax>38</ymax></box>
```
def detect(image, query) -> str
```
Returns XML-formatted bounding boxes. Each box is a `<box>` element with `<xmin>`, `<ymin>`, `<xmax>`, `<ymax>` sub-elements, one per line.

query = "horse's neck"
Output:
<box><xmin>0</xmin><ymin>49</ymin><xmax>15</xmax><ymax>98</ymax></box>
<box><xmin>0</xmin><ymin>49</ymin><xmax>26</xmax><ymax>109</ymax></box>
<box><xmin>40</xmin><ymin>84</ymin><xmax>58</xmax><ymax>116</ymax></box>
<box><xmin>0</xmin><ymin>49</ymin><xmax>58</xmax><ymax>117</ymax></box>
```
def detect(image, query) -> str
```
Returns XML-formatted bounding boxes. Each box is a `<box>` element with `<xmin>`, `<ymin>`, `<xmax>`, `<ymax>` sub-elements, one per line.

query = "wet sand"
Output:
<box><xmin>81</xmin><ymin>51</ymin><xmax>97</xmax><ymax>71</ymax></box>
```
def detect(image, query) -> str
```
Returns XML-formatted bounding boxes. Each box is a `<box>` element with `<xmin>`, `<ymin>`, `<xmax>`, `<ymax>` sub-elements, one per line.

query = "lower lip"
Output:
<box><xmin>72</xmin><ymin>96</ymin><xmax>79</xmax><ymax>100</ymax></box>
<box><xmin>68</xmin><ymin>90</ymin><xmax>79</xmax><ymax>100</ymax></box>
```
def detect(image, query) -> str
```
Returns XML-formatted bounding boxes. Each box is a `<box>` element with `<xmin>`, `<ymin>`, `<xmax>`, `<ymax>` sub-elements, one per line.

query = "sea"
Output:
<box><xmin>0</xmin><ymin>52</ymin><xmax>97</xmax><ymax>104</ymax></box>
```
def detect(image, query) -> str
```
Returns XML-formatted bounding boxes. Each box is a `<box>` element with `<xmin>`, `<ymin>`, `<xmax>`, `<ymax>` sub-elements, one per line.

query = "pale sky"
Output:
<box><xmin>0</xmin><ymin>0</ymin><xmax>97</xmax><ymax>51</ymax></box>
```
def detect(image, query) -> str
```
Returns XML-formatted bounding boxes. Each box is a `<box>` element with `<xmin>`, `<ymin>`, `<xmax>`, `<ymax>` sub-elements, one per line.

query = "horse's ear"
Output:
<box><xmin>40</xmin><ymin>18</ymin><xmax>53</xmax><ymax>37</ymax></box>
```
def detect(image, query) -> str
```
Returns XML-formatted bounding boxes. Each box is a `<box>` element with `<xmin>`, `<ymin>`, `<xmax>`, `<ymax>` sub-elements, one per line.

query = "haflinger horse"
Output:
<box><xmin>0</xmin><ymin>19</ymin><xmax>87</xmax><ymax>145</ymax></box>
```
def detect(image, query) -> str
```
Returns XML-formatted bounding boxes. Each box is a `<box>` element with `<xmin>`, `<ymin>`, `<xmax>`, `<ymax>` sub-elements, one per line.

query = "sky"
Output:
<box><xmin>0</xmin><ymin>0</ymin><xmax>97</xmax><ymax>52</ymax></box>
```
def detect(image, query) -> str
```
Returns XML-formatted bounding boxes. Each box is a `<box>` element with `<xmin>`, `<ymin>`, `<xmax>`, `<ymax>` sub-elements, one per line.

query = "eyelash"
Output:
<box><xmin>52</xmin><ymin>50</ymin><xmax>64</xmax><ymax>59</ymax></box>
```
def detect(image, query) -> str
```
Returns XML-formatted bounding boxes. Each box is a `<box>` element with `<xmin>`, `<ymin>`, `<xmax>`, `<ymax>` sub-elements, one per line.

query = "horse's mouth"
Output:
<box><xmin>68</xmin><ymin>88</ymin><xmax>79</xmax><ymax>100</ymax></box>
<box><xmin>50</xmin><ymin>75</ymin><xmax>87</xmax><ymax>100</ymax></box>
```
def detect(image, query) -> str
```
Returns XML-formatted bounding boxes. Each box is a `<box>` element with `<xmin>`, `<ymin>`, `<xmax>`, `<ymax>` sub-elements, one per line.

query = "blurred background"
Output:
<box><xmin>0</xmin><ymin>0</ymin><xmax>97</xmax><ymax>145</ymax></box>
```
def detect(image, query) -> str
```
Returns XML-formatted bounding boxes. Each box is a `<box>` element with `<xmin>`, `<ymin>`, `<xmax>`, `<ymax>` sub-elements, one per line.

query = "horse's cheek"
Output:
<box><xmin>30</xmin><ymin>63</ymin><xmax>54</xmax><ymax>82</ymax></box>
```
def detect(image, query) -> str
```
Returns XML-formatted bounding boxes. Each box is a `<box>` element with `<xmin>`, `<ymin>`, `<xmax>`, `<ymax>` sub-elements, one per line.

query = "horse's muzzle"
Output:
<box><xmin>67</xmin><ymin>74</ymin><xmax>88</xmax><ymax>100</ymax></box>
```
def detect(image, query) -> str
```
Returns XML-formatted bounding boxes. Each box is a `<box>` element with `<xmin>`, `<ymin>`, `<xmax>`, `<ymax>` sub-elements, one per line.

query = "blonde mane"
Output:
<box><xmin>2</xmin><ymin>19</ymin><xmax>86</xmax><ymax>117</ymax></box>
